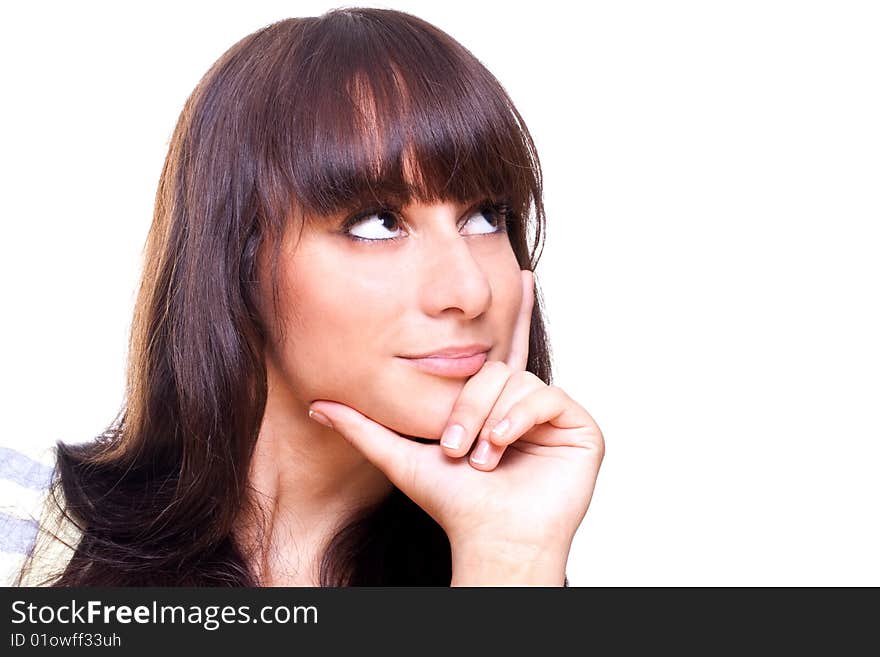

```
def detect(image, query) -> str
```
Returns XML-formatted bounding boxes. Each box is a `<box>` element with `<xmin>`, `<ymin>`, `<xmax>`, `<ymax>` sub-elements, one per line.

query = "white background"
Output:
<box><xmin>1</xmin><ymin>1</ymin><xmax>878</xmax><ymax>585</ymax></box>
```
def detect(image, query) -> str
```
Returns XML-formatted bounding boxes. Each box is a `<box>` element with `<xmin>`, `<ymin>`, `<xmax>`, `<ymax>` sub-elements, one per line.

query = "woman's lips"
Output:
<box><xmin>400</xmin><ymin>351</ymin><xmax>488</xmax><ymax>378</ymax></box>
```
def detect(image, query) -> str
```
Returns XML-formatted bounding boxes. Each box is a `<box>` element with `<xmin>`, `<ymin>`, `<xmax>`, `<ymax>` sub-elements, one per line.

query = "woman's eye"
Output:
<box><xmin>461</xmin><ymin>206</ymin><xmax>508</xmax><ymax>236</ymax></box>
<box><xmin>343</xmin><ymin>203</ymin><xmax>508</xmax><ymax>242</ymax></box>
<box><xmin>346</xmin><ymin>210</ymin><xmax>404</xmax><ymax>241</ymax></box>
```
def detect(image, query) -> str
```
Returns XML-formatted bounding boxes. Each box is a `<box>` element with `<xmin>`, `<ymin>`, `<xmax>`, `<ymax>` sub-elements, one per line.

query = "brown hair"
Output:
<box><xmin>18</xmin><ymin>7</ymin><xmax>559</xmax><ymax>586</ymax></box>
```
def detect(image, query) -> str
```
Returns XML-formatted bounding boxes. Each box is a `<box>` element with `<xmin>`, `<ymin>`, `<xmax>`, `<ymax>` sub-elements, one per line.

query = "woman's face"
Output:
<box><xmin>260</xmin><ymin>198</ymin><xmax>524</xmax><ymax>440</ymax></box>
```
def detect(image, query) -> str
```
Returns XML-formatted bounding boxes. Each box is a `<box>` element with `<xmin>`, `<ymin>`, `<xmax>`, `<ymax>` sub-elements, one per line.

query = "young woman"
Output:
<box><xmin>11</xmin><ymin>7</ymin><xmax>604</xmax><ymax>586</ymax></box>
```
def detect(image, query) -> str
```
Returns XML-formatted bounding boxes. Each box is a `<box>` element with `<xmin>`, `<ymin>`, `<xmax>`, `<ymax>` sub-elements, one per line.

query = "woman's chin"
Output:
<box><xmin>366</xmin><ymin>395</ymin><xmax>456</xmax><ymax>441</ymax></box>
<box><xmin>385</xmin><ymin>419</ymin><xmax>444</xmax><ymax>442</ymax></box>
<box><xmin>382</xmin><ymin>419</ymin><xmax>446</xmax><ymax>443</ymax></box>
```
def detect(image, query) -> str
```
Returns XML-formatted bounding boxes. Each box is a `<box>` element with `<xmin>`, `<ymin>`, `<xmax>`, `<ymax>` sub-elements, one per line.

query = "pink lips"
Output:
<box><xmin>401</xmin><ymin>350</ymin><xmax>489</xmax><ymax>378</ymax></box>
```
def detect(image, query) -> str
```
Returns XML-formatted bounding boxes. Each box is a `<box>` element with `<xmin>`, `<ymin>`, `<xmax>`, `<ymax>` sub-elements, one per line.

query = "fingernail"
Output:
<box><xmin>471</xmin><ymin>439</ymin><xmax>491</xmax><ymax>464</ymax></box>
<box><xmin>441</xmin><ymin>424</ymin><xmax>465</xmax><ymax>450</ymax></box>
<box><xmin>491</xmin><ymin>417</ymin><xmax>510</xmax><ymax>439</ymax></box>
<box><xmin>308</xmin><ymin>408</ymin><xmax>333</xmax><ymax>429</ymax></box>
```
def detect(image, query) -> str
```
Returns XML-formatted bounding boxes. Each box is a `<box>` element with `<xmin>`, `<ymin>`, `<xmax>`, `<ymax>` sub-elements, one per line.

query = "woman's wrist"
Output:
<box><xmin>449</xmin><ymin>539</ymin><xmax>570</xmax><ymax>586</ymax></box>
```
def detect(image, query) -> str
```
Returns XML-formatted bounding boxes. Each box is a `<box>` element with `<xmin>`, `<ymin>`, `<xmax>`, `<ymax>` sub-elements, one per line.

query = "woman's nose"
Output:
<box><xmin>417</xmin><ymin>232</ymin><xmax>492</xmax><ymax>319</ymax></box>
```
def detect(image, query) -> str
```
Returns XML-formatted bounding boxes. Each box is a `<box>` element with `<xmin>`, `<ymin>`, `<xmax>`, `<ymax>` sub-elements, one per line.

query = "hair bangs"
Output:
<box><xmin>265</xmin><ymin>10</ymin><xmax>540</xmax><ymax>229</ymax></box>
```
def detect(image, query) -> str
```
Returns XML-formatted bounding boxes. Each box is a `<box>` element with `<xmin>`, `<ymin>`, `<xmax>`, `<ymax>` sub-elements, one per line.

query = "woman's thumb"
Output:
<box><xmin>308</xmin><ymin>401</ymin><xmax>423</xmax><ymax>491</ymax></box>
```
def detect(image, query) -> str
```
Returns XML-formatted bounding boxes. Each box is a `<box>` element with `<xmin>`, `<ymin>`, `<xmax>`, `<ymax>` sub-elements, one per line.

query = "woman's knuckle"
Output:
<box><xmin>484</xmin><ymin>359</ymin><xmax>510</xmax><ymax>374</ymax></box>
<box><xmin>547</xmin><ymin>384</ymin><xmax>567</xmax><ymax>398</ymax></box>
<box><xmin>508</xmin><ymin>369</ymin><xmax>530</xmax><ymax>383</ymax></box>
<box><xmin>449</xmin><ymin>401</ymin><xmax>479</xmax><ymax>426</ymax></box>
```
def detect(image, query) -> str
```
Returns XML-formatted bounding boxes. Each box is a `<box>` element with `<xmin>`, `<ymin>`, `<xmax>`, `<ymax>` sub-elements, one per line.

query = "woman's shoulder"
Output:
<box><xmin>0</xmin><ymin>443</ymin><xmax>80</xmax><ymax>586</ymax></box>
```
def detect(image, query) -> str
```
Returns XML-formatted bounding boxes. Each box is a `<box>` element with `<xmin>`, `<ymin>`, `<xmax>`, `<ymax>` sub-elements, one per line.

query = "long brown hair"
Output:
<box><xmin>18</xmin><ymin>7</ymin><xmax>558</xmax><ymax>586</ymax></box>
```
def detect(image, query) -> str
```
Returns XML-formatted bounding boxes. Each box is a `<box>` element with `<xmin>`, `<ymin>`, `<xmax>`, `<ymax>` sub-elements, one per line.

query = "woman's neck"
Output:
<box><xmin>236</xmin><ymin>372</ymin><xmax>393</xmax><ymax>585</ymax></box>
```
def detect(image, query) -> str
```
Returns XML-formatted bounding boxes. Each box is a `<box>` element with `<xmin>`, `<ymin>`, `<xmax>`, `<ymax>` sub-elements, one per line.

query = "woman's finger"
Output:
<box><xmin>439</xmin><ymin>360</ymin><xmax>515</xmax><ymax>458</ymax></box>
<box><xmin>308</xmin><ymin>400</ymin><xmax>427</xmax><ymax>494</ymax></box>
<box><xmin>465</xmin><ymin>270</ymin><xmax>535</xmax><ymax>470</ymax></box>
<box><xmin>486</xmin><ymin>385</ymin><xmax>600</xmax><ymax>449</ymax></box>
<box><xmin>468</xmin><ymin>370</ymin><xmax>546</xmax><ymax>470</ymax></box>
<box><xmin>505</xmin><ymin>269</ymin><xmax>534</xmax><ymax>372</ymax></box>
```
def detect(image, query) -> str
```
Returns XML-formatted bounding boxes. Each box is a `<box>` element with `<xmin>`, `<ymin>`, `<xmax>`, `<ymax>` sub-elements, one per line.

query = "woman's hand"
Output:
<box><xmin>308</xmin><ymin>270</ymin><xmax>605</xmax><ymax>584</ymax></box>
